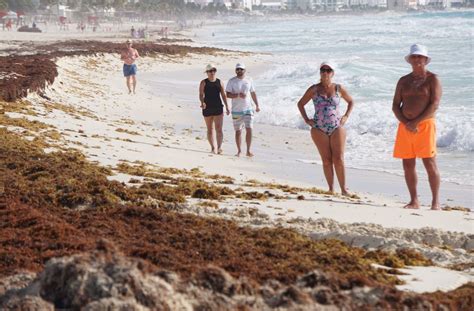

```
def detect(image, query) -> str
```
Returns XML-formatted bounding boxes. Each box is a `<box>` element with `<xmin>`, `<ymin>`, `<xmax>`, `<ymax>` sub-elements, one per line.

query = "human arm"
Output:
<box><xmin>392</xmin><ymin>78</ymin><xmax>410</xmax><ymax>125</ymax></box>
<box><xmin>226</xmin><ymin>92</ymin><xmax>240</xmax><ymax>99</ymax></box>
<box><xmin>220</xmin><ymin>80</ymin><xmax>229</xmax><ymax>115</ymax></box>
<box><xmin>225</xmin><ymin>79</ymin><xmax>238</xmax><ymax>99</ymax></box>
<box><xmin>339</xmin><ymin>85</ymin><xmax>354</xmax><ymax>126</ymax></box>
<box><xmin>297</xmin><ymin>86</ymin><xmax>316</xmax><ymax>127</ymax></box>
<box><xmin>199</xmin><ymin>80</ymin><xmax>206</xmax><ymax>109</ymax></box>
<box><xmin>134</xmin><ymin>49</ymin><xmax>140</xmax><ymax>59</ymax></box>
<box><xmin>251</xmin><ymin>91</ymin><xmax>260</xmax><ymax>112</ymax></box>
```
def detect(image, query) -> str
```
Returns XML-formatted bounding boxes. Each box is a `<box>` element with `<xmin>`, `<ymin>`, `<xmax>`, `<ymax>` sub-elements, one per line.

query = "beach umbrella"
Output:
<box><xmin>2</xmin><ymin>11</ymin><xmax>18</xmax><ymax>19</ymax></box>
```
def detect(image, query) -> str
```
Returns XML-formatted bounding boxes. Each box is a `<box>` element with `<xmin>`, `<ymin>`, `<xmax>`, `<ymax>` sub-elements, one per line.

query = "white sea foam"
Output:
<box><xmin>202</xmin><ymin>10</ymin><xmax>474</xmax><ymax>186</ymax></box>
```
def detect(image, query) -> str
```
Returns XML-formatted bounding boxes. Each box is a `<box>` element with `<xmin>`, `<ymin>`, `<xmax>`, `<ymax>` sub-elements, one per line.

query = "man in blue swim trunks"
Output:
<box><xmin>120</xmin><ymin>39</ymin><xmax>139</xmax><ymax>94</ymax></box>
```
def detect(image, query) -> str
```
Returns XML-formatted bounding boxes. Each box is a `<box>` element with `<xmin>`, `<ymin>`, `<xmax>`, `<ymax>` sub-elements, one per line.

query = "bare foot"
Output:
<box><xmin>431</xmin><ymin>203</ymin><xmax>441</xmax><ymax>211</ymax></box>
<box><xmin>403</xmin><ymin>201</ymin><xmax>420</xmax><ymax>209</ymax></box>
<box><xmin>246</xmin><ymin>152</ymin><xmax>254</xmax><ymax>157</ymax></box>
<box><xmin>217</xmin><ymin>149</ymin><xmax>223</xmax><ymax>155</ymax></box>
<box><xmin>128</xmin><ymin>90</ymin><xmax>132</xmax><ymax>94</ymax></box>
<box><xmin>235</xmin><ymin>151</ymin><xmax>241</xmax><ymax>157</ymax></box>
<box><xmin>341</xmin><ymin>190</ymin><xmax>351</xmax><ymax>197</ymax></box>
<box><xmin>211</xmin><ymin>148</ymin><xmax>216</xmax><ymax>154</ymax></box>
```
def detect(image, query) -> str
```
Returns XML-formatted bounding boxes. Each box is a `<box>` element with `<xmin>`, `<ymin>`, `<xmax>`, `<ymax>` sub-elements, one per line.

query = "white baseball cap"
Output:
<box><xmin>204</xmin><ymin>64</ymin><xmax>216</xmax><ymax>72</ymax></box>
<box><xmin>319</xmin><ymin>61</ymin><xmax>335</xmax><ymax>71</ymax></box>
<box><xmin>405</xmin><ymin>44</ymin><xmax>431</xmax><ymax>64</ymax></box>
<box><xmin>235</xmin><ymin>63</ymin><xmax>246</xmax><ymax>70</ymax></box>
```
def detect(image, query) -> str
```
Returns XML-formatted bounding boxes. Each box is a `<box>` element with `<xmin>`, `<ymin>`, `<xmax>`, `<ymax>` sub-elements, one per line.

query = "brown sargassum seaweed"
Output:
<box><xmin>0</xmin><ymin>40</ymin><xmax>231</xmax><ymax>102</ymax></box>
<box><xmin>1</xmin><ymin>125</ymin><xmax>473</xmax><ymax>309</ymax></box>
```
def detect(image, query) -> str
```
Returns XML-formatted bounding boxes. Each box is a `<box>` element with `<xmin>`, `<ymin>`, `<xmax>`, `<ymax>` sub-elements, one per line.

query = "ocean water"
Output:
<box><xmin>200</xmin><ymin>10</ymin><xmax>474</xmax><ymax>186</ymax></box>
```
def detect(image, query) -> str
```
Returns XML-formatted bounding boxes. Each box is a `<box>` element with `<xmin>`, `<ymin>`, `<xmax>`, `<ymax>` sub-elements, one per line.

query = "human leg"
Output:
<box><xmin>131</xmin><ymin>75</ymin><xmax>137</xmax><ymax>94</ymax></box>
<box><xmin>329</xmin><ymin>127</ymin><xmax>348</xmax><ymax>195</ymax></box>
<box><xmin>402</xmin><ymin>158</ymin><xmax>419</xmax><ymax>209</ymax></box>
<box><xmin>310</xmin><ymin>128</ymin><xmax>334</xmax><ymax>193</ymax></box>
<box><xmin>422</xmin><ymin>157</ymin><xmax>440</xmax><ymax>210</ymax></box>
<box><xmin>235</xmin><ymin>130</ymin><xmax>242</xmax><ymax>156</ymax></box>
<box><xmin>125</xmin><ymin>76</ymin><xmax>132</xmax><ymax>93</ymax></box>
<box><xmin>214</xmin><ymin>113</ymin><xmax>224</xmax><ymax>154</ymax></box>
<box><xmin>245</xmin><ymin>127</ymin><xmax>253</xmax><ymax>157</ymax></box>
<box><xmin>204</xmin><ymin>116</ymin><xmax>215</xmax><ymax>153</ymax></box>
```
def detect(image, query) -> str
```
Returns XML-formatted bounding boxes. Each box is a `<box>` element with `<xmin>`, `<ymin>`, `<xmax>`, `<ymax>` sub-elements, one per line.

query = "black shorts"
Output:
<box><xmin>203</xmin><ymin>106</ymin><xmax>223</xmax><ymax>117</ymax></box>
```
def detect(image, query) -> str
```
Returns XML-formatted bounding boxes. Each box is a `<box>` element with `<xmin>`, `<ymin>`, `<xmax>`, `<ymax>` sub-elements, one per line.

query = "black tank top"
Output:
<box><xmin>204</xmin><ymin>78</ymin><xmax>222</xmax><ymax>108</ymax></box>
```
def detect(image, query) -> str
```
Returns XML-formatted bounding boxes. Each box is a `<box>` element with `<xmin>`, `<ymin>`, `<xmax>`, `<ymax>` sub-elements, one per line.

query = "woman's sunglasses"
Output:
<box><xmin>320</xmin><ymin>68</ymin><xmax>333</xmax><ymax>73</ymax></box>
<box><xmin>206</xmin><ymin>69</ymin><xmax>216</xmax><ymax>73</ymax></box>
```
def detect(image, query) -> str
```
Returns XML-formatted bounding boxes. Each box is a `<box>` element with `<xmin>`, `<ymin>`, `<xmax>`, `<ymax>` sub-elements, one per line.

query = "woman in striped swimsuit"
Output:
<box><xmin>297</xmin><ymin>62</ymin><xmax>355</xmax><ymax>196</ymax></box>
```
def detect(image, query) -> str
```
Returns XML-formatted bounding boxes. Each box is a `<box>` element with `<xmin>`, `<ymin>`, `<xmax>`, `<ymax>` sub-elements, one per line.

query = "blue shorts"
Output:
<box><xmin>123</xmin><ymin>64</ymin><xmax>137</xmax><ymax>77</ymax></box>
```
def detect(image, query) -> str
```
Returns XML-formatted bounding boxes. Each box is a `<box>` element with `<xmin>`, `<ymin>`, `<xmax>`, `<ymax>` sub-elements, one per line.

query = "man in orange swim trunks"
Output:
<box><xmin>392</xmin><ymin>44</ymin><xmax>442</xmax><ymax>210</ymax></box>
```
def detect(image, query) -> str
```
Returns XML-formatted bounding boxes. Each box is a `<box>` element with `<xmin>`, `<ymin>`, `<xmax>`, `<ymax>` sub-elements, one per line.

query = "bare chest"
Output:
<box><xmin>401</xmin><ymin>79</ymin><xmax>430</xmax><ymax>99</ymax></box>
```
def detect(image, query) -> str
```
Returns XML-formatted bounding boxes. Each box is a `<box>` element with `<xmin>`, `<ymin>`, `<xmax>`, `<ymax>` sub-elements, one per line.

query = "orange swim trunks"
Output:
<box><xmin>393</xmin><ymin>118</ymin><xmax>437</xmax><ymax>159</ymax></box>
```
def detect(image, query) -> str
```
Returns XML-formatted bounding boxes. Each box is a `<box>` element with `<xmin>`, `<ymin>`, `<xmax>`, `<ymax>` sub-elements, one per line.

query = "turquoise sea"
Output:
<box><xmin>200</xmin><ymin>10</ymin><xmax>474</xmax><ymax>187</ymax></box>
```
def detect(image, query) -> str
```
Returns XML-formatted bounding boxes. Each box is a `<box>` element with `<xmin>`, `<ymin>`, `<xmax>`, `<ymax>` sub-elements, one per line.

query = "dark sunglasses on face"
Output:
<box><xmin>320</xmin><ymin>68</ymin><xmax>333</xmax><ymax>73</ymax></box>
<box><xmin>236</xmin><ymin>68</ymin><xmax>245</xmax><ymax>71</ymax></box>
<box><xmin>206</xmin><ymin>69</ymin><xmax>216</xmax><ymax>73</ymax></box>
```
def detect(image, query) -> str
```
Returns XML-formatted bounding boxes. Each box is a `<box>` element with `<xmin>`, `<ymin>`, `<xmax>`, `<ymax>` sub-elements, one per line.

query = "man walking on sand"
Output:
<box><xmin>392</xmin><ymin>44</ymin><xmax>442</xmax><ymax>210</ymax></box>
<box><xmin>226</xmin><ymin>63</ymin><xmax>260</xmax><ymax>157</ymax></box>
<box><xmin>120</xmin><ymin>39</ymin><xmax>139</xmax><ymax>94</ymax></box>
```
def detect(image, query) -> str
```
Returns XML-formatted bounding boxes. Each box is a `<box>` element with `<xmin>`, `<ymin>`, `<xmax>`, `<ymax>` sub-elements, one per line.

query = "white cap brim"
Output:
<box><xmin>405</xmin><ymin>53</ymin><xmax>431</xmax><ymax>64</ymax></box>
<box><xmin>319</xmin><ymin>62</ymin><xmax>335</xmax><ymax>70</ymax></box>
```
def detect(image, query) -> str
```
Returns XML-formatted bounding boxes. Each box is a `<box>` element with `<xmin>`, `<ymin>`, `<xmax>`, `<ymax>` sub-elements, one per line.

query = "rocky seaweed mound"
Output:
<box><xmin>2</xmin><ymin>240</ymin><xmax>472</xmax><ymax>311</ymax></box>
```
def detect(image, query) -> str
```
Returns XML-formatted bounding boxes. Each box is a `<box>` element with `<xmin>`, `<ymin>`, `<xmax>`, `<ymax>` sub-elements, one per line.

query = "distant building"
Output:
<box><xmin>425</xmin><ymin>0</ymin><xmax>464</xmax><ymax>7</ymax></box>
<box><xmin>193</xmin><ymin>0</ymin><xmax>215</xmax><ymax>7</ymax></box>
<box><xmin>50</xmin><ymin>4</ymin><xmax>75</xmax><ymax>18</ymax></box>
<box><xmin>213</xmin><ymin>0</ymin><xmax>233</xmax><ymax>7</ymax></box>
<box><xmin>348</xmin><ymin>0</ymin><xmax>387</xmax><ymax>7</ymax></box>
<box><xmin>293</xmin><ymin>0</ymin><xmax>345</xmax><ymax>10</ymax></box>
<box><xmin>260</xmin><ymin>0</ymin><xmax>284</xmax><ymax>9</ymax></box>
<box><xmin>232</xmin><ymin>0</ymin><xmax>254</xmax><ymax>10</ymax></box>
<box><xmin>284</xmin><ymin>0</ymin><xmax>297</xmax><ymax>9</ymax></box>
<box><xmin>387</xmin><ymin>0</ymin><xmax>413</xmax><ymax>9</ymax></box>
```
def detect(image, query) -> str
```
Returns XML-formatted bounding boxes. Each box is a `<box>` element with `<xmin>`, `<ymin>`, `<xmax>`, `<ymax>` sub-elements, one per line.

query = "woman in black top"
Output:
<box><xmin>199</xmin><ymin>64</ymin><xmax>229</xmax><ymax>154</ymax></box>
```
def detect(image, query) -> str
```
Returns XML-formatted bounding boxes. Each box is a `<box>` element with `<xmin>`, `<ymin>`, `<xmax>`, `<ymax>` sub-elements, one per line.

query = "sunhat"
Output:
<box><xmin>405</xmin><ymin>44</ymin><xmax>431</xmax><ymax>64</ymax></box>
<box><xmin>204</xmin><ymin>64</ymin><xmax>217</xmax><ymax>72</ymax></box>
<box><xmin>319</xmin><ymin>61</ymin><xmax>335</xmax><ymax>71</ymax></box>
<box><xmin>235</xmin><ymin>63</ymin><xmax>246</xmax><ymax>70</ymax></box>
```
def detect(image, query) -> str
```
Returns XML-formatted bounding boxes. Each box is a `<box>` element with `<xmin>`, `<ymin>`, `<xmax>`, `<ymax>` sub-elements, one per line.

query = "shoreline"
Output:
<box><xmin>190</xmin><ymin>18</ymin><xmax>474</xmax><ymax>205</ymax></box>
<box><xmin>1</xmin><ymin>33</ymin><xmax>473</xmax><ymax>306</ymax></box>
<box><xmin>139</xmin><ymin>53</ymin><xmax>473</xmax><ymax>209</ymax></box>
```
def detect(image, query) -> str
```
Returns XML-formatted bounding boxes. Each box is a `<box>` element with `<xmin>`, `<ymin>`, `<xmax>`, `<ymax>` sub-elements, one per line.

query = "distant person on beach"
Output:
<box><xmin>392</xmin><ymin>44</ymin><xmax>442</xmax><ymax>210</ymax></box>
<box><xmin>199</xmin><ymin>64</ymin><xmax>229</xmax><ymax>154</ymax></box>
<box><xmin>120</xmin><ymin>39</ymin><xmax>139</xmax><ymax>94</ymax></box>
<box><xmin>297</xmin><ymin>62</ymin><xmax>354</xmax><ymax>196</ymax></box>
<box><xmin>226</xmin><ymin>63</ymin><xmax>260</xmax><ymax>157</ymax></box>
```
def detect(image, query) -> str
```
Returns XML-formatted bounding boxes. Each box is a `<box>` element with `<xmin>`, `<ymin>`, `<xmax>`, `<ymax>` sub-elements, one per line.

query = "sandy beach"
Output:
<box><xmin>1</xmin><ymin>24</ymin><xmax>473</xmax><ymax>309</ymax></box>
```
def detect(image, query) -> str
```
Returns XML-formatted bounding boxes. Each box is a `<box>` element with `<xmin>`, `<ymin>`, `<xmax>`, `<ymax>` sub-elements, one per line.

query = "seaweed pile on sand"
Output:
<box><xmin>0</xmin><ymin>40</ymin><xmax>231</xmax><ymax>102</ymax></box>
<box><xmin>1</xmin><ymin>240</ymin><xmax>472</xmax><ymax>310</ymax></box>
<box><xmin>1</xmin><ymin>115</ymin><xmax>473</xmax><ymax>309</ymax></box>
